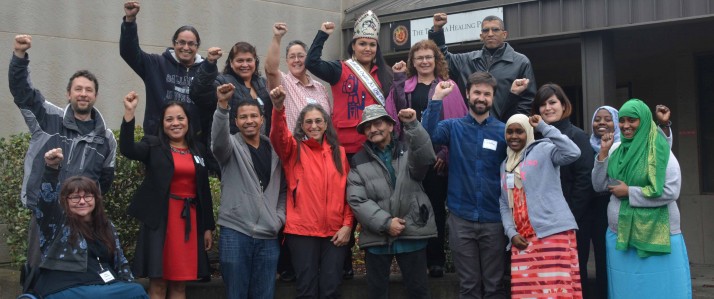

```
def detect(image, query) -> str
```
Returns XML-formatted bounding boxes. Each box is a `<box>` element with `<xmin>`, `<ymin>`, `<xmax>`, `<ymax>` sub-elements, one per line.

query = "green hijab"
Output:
<box><xmin>607</xmin><ymin>99</ymin><xmax>671</xmax><ymax>257</ymax></box>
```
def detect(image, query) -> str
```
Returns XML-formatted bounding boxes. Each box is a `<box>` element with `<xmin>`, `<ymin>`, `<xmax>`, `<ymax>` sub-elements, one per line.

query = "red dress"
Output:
<box><xmin>162</xmin><ymin>149</ymin><xmax>198</xmax><ymax>281</ymax></box>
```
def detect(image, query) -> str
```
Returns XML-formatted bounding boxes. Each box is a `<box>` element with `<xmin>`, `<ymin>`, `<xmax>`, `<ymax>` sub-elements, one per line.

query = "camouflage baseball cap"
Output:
<box><xmin>356</xmin><ymin>104</ymin><xmax>396</xmax><ymax>134</ymax></box>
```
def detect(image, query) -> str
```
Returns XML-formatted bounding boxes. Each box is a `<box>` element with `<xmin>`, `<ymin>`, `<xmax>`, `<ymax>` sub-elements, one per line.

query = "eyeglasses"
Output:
<box><xmin>174</xmin><ymin>40</ymin><xmax>199</xmax><ymax>48</ymax></box>
<box><xmin>414</xmin><ymin>55</ymin><xmax>434</xmax><ymax>62</ymax></box>
<box><xmin>304</xmin><ymin>118</ymin><xmax>324</xmax><ymax>126</ymax></box>
<box><xmin>288</xmin><ymin>54</ymin><xmax>306</xmax><ymax>61</ymax></box>
<box><xmin>481</xmin><ymin>27</ymin><xmax>503</xmax><ymax>33</ymax></box>
<box><xmin>67</xmin><ymin>194</ymin><xmax>95</xmax><ymax>203</ymax></box>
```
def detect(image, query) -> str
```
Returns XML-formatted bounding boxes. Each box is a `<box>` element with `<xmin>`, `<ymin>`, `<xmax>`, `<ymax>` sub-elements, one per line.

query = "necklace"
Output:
<box><xmin>170</xmin><ymin>146</ymin><xmax>190</xmax><ymax>155</ymax></box>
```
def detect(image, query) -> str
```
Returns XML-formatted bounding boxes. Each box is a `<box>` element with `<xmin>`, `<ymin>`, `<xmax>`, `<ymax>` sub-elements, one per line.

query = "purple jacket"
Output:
<box><xmin>386</xmin><ymin>72</ymin><xmax>467</xmax><ymax>171</ymax></box>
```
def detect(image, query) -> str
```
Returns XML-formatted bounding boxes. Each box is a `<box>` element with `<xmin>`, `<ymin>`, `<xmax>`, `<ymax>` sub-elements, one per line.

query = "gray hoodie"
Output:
<box><xmin>212</xmin><ymin>107</ymin><xmax>286</xmax><ymax>239</ymax></box>
<box><xmin>499</xmin><ymin>121</ymin><xmax>580</xmax><ymax>246</ymax></box>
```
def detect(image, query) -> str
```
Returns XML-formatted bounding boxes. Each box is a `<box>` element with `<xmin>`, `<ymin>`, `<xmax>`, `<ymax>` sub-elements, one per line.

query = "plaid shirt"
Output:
<box><xmin>281</xmin><ymin>70</ymin><xmax>331</xmax><ymax>130</ymax></box>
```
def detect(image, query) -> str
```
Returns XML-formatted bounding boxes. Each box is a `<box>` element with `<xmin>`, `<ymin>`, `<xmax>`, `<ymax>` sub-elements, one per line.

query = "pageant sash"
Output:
<box><xmin>345</xmin><ymin>59</ymin><xmax>385</xmax><ymax>106</ymax></box>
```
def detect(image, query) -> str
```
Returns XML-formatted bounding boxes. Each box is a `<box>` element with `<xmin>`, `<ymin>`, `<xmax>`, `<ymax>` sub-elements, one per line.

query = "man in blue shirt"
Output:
<box><xmin>422</xmin><ymin>72</ymin><xmax>508</xmax><ymax>298</ymax></box>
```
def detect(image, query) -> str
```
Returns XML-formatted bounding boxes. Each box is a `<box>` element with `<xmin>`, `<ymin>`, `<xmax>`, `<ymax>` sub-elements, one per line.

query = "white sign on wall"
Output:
<box><xmin>410</xmin><ymin>7</ymin><xmax>504</xmax><ymax>46</ymax></box>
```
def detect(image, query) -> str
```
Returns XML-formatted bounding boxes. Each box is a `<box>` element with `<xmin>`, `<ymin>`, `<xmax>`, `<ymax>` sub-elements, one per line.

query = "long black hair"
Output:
<box><xmin>293</xmin><ymin>103</ymin><xmax>344</xmax><ymax>174</ymax></box>
<box><xmin>156</xmin><ymin>101</ymin><xmax>199</xmax><ymax>154</ymax></box>
<box><xmin>60</xmin><ymin>176</ymin><xmax>115</xmax><ymax>256</ymax></box>
<box><xmin>347</xmin><ymin>40</ymin><xmax>393</xmax><ymax>95</ymax></box>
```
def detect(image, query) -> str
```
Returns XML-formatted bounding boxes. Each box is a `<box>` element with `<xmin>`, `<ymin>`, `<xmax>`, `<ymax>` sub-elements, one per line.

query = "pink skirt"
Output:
<box><xmin>510</xmin><ymin>230</ymin><xmax>583</xmax><ymax>298</ymax></box>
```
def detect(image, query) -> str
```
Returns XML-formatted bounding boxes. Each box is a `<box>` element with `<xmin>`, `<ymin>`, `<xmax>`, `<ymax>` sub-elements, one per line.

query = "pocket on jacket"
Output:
<box><xmin>406</xmin><ymin>193</ymin><xmax>432</xmax><ymax>227</ymax></box>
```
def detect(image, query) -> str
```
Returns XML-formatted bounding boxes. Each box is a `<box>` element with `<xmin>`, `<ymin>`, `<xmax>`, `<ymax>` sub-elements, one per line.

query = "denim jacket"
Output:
<box><xmin>30</xmin><ymin>167</ymin><xmax>133</xmax><ymax>281</ymax></box>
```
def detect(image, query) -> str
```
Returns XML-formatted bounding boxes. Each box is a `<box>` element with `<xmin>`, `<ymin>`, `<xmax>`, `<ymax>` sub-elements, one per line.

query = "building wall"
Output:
<box><xmin>0</xmin><ymin>0</ymin><xmax>345</xmax><ymax>137</ymax></box>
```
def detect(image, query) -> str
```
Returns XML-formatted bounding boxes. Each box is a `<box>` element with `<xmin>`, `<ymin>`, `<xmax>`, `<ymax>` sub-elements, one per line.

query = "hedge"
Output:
<box><xmin>0</xmin><ymin>127</ymin><xmax>220</xmax><ymax>267</ymax></box>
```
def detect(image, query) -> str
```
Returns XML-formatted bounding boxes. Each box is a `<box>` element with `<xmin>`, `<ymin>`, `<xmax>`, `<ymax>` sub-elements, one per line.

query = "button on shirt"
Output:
<box><xmin>281</xmin><ymin>71</ymin><xmax>331</xmax><ymax>130</ymax></box>
<box><xmin>422</xmin><ymin>100</ymin><xmax>507</xmax><ymax>223</ymax></box>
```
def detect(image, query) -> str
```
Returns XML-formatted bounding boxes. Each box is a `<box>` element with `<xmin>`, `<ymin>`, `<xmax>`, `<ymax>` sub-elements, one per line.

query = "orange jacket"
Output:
<box><xmin>270</xmin><ymin>108</ymin><xmax>353</xmax><ymax>237</ymax></box>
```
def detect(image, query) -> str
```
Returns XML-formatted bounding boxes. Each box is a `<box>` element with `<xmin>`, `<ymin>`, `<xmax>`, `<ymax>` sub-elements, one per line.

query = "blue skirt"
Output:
<box><xmin>606</xmin><ymin>229</ymin><xmax>692</xmax><ymax>299</ymax></box>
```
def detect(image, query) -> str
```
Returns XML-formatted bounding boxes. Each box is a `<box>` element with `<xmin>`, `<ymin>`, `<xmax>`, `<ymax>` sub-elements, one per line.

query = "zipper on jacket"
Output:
<box><xmin>292</xmin><ymin>179</ymin><xmax>299</xmax><ymax>208</ymax></box>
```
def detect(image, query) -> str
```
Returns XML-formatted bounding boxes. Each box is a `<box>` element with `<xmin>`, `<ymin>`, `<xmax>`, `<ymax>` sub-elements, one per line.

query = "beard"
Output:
<box><xmin>469</xmin><ymin>101</ymin><xmax>490</xmax><ymax>116</ymax></box>
<box><xmin>71</xmin><ymin>102</ymin><xmax>93</xmax><ymax>116</ymax></box>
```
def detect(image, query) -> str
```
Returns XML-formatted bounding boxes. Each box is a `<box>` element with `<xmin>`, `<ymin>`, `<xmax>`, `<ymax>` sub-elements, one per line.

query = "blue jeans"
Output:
<box><xmin>219</xmin><ymin>226</ymin><xmax>279</xmax><ymax>299</ymax></box>
<box><xmin>44</xmin><ymin>281</ymin><xmax>147</xmax><ymax>299</ymax></box>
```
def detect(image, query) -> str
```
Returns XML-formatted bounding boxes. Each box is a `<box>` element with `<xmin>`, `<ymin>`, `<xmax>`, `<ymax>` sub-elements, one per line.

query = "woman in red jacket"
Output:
<box><xmin>269</xmin><ymin>85</ymin><xmax>353</xmax><ymax>299</ymax></box>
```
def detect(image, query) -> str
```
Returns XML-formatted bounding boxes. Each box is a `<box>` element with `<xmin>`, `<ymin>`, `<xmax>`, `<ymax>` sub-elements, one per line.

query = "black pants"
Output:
<box><xmin>423</xmin><ymin>168</ymin><xmax>448</xmax><ymax>268</ymax></box>
<box><xmin>277</xmin><ymin>229</ymin><xmax>294</xmax><ymax>274</ymax></box>
<box><xmin>576</xmin><ymin>194</ymin><xmax>609</xmax><ymax>299</ymax></box>
<box><xmin>287</xmin><ymin>234</ymin><xmax>347</xmax><ymax>299</ymax></box>
<box><xmin>365</xmin><ymin>248</ymin><xmax>430</xmax><ymax>299</ymax></box>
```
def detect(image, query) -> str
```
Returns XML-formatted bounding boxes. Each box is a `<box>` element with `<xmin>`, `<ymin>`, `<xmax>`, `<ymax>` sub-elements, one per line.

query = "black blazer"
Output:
<box><xmin>120</xmin><ymin>118</ymin><xmax>216</xmax><ymax>232</ymax></box>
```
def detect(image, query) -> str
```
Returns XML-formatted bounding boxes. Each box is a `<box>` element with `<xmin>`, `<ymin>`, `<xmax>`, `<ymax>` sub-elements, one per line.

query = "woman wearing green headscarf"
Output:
<box><xmin>592</xmin><ymin>99</ymin><xmax>691</xmax><ymax>299</ymax></box>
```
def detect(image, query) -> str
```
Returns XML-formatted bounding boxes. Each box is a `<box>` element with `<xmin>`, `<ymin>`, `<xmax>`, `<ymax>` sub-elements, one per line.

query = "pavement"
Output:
<box><xmin>1</xmin><ymin>263</ymin><xmax>712</xmax><ymax>298</ymax></box>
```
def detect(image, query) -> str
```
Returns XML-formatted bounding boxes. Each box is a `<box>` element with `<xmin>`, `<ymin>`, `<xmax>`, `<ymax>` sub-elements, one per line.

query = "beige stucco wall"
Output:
<box><xmin>0</xmin><ymin>0</ymin><xmax>347</xmax><ymax>137</ymax></box>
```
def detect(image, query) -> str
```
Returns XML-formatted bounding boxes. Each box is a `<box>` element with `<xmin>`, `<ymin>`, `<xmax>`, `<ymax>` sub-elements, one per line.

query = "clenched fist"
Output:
<box><xmin>433</xmin><ymin>13</ymin><xmax>448</xmax><ymax>31</ymax></box>
<box><xmin>269</xmin><ymin>85</ymin><xmax>287</xmax><ymax>110</ymax></box>
<box><xmin>321</xmin><ymin>22</ymin><xmax>335</xmax><ymax>35</ymax></box>
<box><xmin>216</xmin><ymin>83</ymin><xmax>235</xmax><ymax>109</ymax></box>
<box><xmin>44</xmin><ymin>148</ymin><xmax>64</xmax><ymax>170</ymax></box>
<box><xmin>392</xmin><ymin>61</ymin><xmax>407</xmax><ymax>73</ymax></box>
<box><xmin>398</xmin><ymin>108</ymin><xmax>417</xmax><ymax>123</ymax></box>
<box><xmin>13</xmin><ymin>35</ymin><xmax>32</xmax><ymax>58</ymax></box>
<box><xmin>123</xmin><ymin>91</ymin><xmax>139</xmax><ymax>121</ymax></box>
<box><xmin>206</xmin><ymin>47</ymin><xmax>223</xmax><ymax>64</ymax></box>
<box><xmin>124</xmin><ymin>1</ymin><xmax>140</xmax><ymax>22</ymax></box>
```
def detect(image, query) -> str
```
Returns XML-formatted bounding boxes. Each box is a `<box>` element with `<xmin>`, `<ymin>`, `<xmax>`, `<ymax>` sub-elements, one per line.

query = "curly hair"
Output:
<box><xmin>406</xmin><ymin>39</ymin><xmax>449</xmax><ymax>80</ymax></box>
<box><xmin>292</xmin><ymin>104</ymin><xmax>344</xmax><ymax>174</ymax></box>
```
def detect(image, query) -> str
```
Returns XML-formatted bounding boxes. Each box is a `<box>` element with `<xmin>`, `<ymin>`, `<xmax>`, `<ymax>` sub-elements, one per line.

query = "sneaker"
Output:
<box><xmin>279</xmin><ymin>270</ymin><xmax>296</xmax><ymax>282</ymax></box>
<box><xmin>428</xmin><ymin>265</ymin><xmax>444</xmax><ymax>278</ymax></box>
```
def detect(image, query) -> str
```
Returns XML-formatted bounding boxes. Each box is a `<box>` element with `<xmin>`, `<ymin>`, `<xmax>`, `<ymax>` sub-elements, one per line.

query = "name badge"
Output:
<box><xmin>99</xmin><ymin>270</ymin><xmax>116</xmax><ymax>283</ymax></box>
<box><xmin>194</xmin><ymin>155</ymin><xmax>205</xmax><ymax>167</ymax></box>
<box><xmin>483</xmin><ymin>139</ymin><xmax>498</xmax><ymax>151</ymax></box>
<box><xmin>506</xmin><ymin>173</ymin><xmax>515</xmax><ymax>189</ymax></box>
<box><xmin>306</xmin><ymin>97</ymin><xmax>317</xmax><ymax>104</ymax></box>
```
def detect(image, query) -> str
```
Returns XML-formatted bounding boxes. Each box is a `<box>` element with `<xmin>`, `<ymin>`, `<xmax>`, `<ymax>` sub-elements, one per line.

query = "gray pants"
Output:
<box><xmin>448</xmin><ymin>214</ymin><xmax>507</xmax><ymax>299</ymax></box>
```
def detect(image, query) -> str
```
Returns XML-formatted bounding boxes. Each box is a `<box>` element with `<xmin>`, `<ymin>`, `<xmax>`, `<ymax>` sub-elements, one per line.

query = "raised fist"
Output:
<box><xmin>273</xmin><ymin>23</ymin><xmax>288</xmax><ymax>37</ymax></box>
<box><xmin>44</xmin><ymin>148</ymin><xmax>64</xmax><ymax>170</ymax></box>
<box><xmin>528</xmin><ymin>115</ymin><xmax>542</xmax><ymax>128</ymax></box>
<box><xmin>206</xmin><ymin>47</ymin><xmax>223</xmax><ymax>64</ymax></box>
<box><xmin>433</xmin><ymin>81</ymin><xmax>454</xmax><ymax>101</ymax></box>
<box><xmin>216</xmin><ymin>83</ymin><xmax>235</xmax><ymax>109</ymax></box>
<box><xmin>269</xmin><ymin>85</ymin><xmax>287</xmax><ymax>110</ymax></box>
<box><xmin>124</xmin><ymin>1</ymin><xmax>140</xmax><ymax>21</ymax></box>
<box><xmin>510</xmin><ymin>78</ymin><xmax>530</xmax><ymax>96</ymax></box>
<box><xmin>123</xmin><ymin>91</ymin><xmax>139</xmax><ymax>112</ymax></box>
<box><xmin>433</xmin><ymin>13</ymin><xmax>448</xmax><ymax>31</ymax></box>
<box><xmin>321</xmin><ymin>22</ymin><xmax>335</xmax><ymax>35</ymax></box>
<box><xmin>398</xmin><ymin>108</ymin><xmax>417</xmax><ymax>123</ymax></box>
<box><xmin>392</xmin><ymin>61</ymin><xmax>407</xmax><ymax>73</ymax></box>
<box><xmin>13</xmin><ymin>35</ymin><xmax>32</xmax><ymax>57</ymax></box>
<box><xmin>655</xmin><ymin>104</ymin><xmax>671</xmax><ymax>126</ymax></box>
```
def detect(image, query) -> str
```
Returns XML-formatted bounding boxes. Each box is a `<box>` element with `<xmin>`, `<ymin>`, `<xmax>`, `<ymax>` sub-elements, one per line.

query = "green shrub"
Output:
<box><xmin>0</xmin><ymin>126</ymin><xmax>221</xmax><ymax>267</ymax></box>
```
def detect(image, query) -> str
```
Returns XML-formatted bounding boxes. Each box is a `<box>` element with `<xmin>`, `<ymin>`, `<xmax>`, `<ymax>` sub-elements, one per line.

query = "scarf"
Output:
<box><xmin>607</xmin><ymin>99</ymin><xmax>671</xmax><ymax>257</ymax></box>
<box><xmin>505</xmin><ymin>114</ymin><xmax>535</xmax><ymax>208</ymax></box>
<box><xmin>589</xmin><ymin>106</ymin><xmax>620</xmax><ymax>153</ymax></box>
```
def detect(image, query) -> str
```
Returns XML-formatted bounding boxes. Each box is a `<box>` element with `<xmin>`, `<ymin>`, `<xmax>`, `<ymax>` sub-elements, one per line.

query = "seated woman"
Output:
<box><xmin>498</xmin><ymin>114</ymin><xmax>583</xmax><ymax>298</ymax></box>
<box><xmin>26</xmin><ymin>148</ymin><xmax>147</xmax><ymax>299</ymax></box>
<box><xmin>592</xmin><ymin>99</ymin><xmax>690</xmax><ymax>299</ymax></box>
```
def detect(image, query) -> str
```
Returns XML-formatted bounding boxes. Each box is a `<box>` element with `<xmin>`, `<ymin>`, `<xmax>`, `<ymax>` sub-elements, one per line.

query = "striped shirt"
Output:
<box><xmin>281</xmin><ymin>70</ymin><xmax>331</xmax><ymax>130</ymax></box>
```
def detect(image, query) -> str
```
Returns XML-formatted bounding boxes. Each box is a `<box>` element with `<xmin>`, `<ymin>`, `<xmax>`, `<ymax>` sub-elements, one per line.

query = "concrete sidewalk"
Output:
<box><xmin>1</xmin><ymin>264</ymin><xmax>712</xmax><ymax>298</ymax></box>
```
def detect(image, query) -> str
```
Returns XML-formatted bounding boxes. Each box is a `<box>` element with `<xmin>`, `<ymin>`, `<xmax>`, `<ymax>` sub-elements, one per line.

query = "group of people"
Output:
<box><xmin>8</xmin><ymin>1</ymin><xmax>691</xmax><ymax>299</ymax></box>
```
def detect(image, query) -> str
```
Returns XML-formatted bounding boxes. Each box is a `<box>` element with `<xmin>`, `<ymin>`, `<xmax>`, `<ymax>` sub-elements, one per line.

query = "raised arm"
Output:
<box><xmin>119</xmin><ymin>1</ymin><xmax>153</xmax><ymax>77</ymax></box>
<box><xmin>34</xmin><ymin>149</ymin><xmax>65</xmax><ymax>251</ymax></box>
<box><xmin>119</xmin><ymin>91</ymin><xmax>151</xmax><ymax>162</ymax></box>
<box><xmin>211</xmin><ymin>83</ymin><xmax>236</xmax><ymax>163</ymax></box>
<box><xmin>422</xmin><ymin>81</ymin><xmax>454</xmax><ymax>146</ymax></box>
<box><xmin>265</xmin><ymin>22</ymin><xmax>287</xmax><ymax>90</ymax></box>
<box><xmin>305</xmin><ymin>22</ymin><xmax>342</xmax><ymax>85</ymax></box>
<box><xmin>9</xmin><ymin>35</ymin><xmax>63</xmax><ymax>127</ymax></box>
<box><xmin>268</xmin><ymin>86</ymin><xmax>298</xmax><ymax>162</ymax></box>
<box><xmin>530</xmin><ymin>115</ymin><xmax>581</xmax><ymax>166</ymax></box>
<box><xmin>399</xmin><ymin>109</ymin><xmax>436</xmax><ymax>181</ymax></box>
<box><xmin>427</xmin><ymin>13</ymin><xmax>473</xmax><ymax>81</ymax></box>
